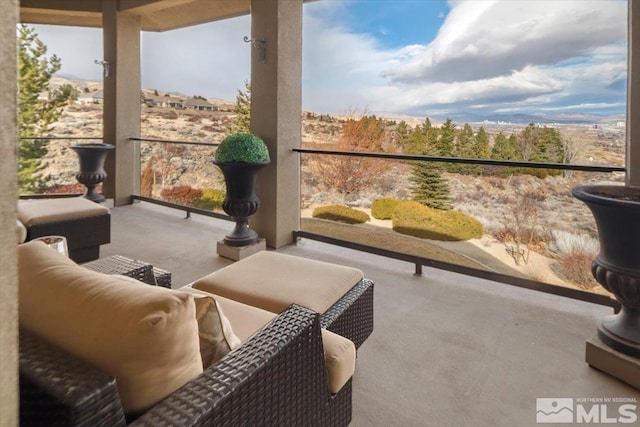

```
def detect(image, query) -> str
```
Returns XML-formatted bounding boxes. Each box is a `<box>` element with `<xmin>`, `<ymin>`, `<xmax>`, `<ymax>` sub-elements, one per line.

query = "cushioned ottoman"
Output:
<box><xmin>18</xmin><ymin>198</ymin><xmax>110</xmax><ymax>263</ymax></box>
<box><xmin>192</xmin><ymin>251</ymin><xmax>374</xmax><ymax>348</ymax></box>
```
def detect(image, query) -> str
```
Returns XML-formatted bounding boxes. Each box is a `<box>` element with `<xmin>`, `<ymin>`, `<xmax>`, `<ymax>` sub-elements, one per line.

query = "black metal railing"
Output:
<box><xmin>129</xmin><ymin>137</ymin><xmax>220</xmax><ymax>147</ymax></box>
<box><xmin>131</xmin><ymin>137</ymin><xmax>228</xmax><ymax>220</ymax></box>
<box><xmin>293</xmin><ymin>148</ymin><xmax>626</xmax><ymax>173</ymax></box>
<box><xmin>294</xmin><ymin>147</ymin><xmax>623</xmax><ymax>311</ymax></box>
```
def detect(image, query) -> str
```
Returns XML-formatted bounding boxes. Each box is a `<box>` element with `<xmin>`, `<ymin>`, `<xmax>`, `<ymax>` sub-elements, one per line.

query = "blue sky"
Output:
<box><xmin>33</xmin><ymin>0</ymin><xmax>628</xmax><ymax>119</ymax></box>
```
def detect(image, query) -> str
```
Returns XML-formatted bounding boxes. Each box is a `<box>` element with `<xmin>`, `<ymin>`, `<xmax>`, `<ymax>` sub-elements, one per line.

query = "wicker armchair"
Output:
<box><xmin>20</xmin><ymin>304</ymin><xmax>352</xmax><ymax>427</ymax></box>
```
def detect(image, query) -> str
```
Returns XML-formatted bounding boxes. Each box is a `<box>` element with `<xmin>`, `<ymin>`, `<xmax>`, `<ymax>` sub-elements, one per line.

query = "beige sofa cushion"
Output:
<box><xmin>178</xmin><ymin>287</ymin><xmax>241</xmax><ymax>368</ymax></box>
<box><xmin>17</xmin><ymin>219</ymin><xmax>27</xmax><ymax>243</ymax></box>
<box><xmin>18</xmin><ymin>197</ymin><xmax>109</xmax><ymax>226</ymax></box>
<box><xmin>192</xmin><ymin>251</ymin><xmax>364</xmax><ymax>314</ymax></box>
<box><xmin>18</xmin><ymin>241</ymin><xmax>203</xmax><ymax>415</ymax></box>
<box><xmin>184</xmin><ymin>286</ymin><xmax>355</xmax><ymax>393</ymax></box>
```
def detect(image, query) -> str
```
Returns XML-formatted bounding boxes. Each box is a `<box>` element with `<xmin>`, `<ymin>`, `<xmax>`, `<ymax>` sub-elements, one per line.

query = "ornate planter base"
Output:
<box><xmin>70</xmin><ymin>143</ymin><xmax>114</xmax><ymax>203</ymax></box>
<box><xmin>214</xmin><ymin>160</ymin><xmax>269</xmax><ymax>247</ymax></box>
<box><xmin>598</xmin><ymin>309</ymin><xmax>640</xmax><ymax>358</ymax></box>
<box><xmin>573</xmin><ymin>184</ymin><xmax>640</xmax><ymax>359</ymax></box>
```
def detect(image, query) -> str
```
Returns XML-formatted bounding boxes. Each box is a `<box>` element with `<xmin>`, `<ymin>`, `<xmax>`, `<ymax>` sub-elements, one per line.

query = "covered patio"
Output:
<box><xmin>3</xmin><ymin>0</ymin><xmax>640</xmax><ymax>425</ymax></box>
<box><xmin>105</xmin><ymin>201</ymin><xmax>639</xmax><ymax>426</ymax></box>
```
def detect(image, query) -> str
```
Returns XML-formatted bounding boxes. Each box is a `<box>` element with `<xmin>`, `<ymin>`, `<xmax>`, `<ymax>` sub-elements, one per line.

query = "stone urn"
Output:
<box><xmin>572</xmin><ymin>184</ymin><xmax>640</xmax><ymax>357</ymax></box>
<box><xmin>214</xmin><ymin>160</ymin><xmax>269</xmax><ymax>247</ymax></box>
<box><xmin>70</xmin><ymin>143</ymin><xmax>114</xmax><ymax>203</ymax></box>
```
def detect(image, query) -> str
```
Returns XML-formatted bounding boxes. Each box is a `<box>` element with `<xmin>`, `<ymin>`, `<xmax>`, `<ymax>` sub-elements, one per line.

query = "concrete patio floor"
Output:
<box><xmin>103</xmin><ymin>201</ymin><xmax>640</xmax><ymax>427</ymax></box>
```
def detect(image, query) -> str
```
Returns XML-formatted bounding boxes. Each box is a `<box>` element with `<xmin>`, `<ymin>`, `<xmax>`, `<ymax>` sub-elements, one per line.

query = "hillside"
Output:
<box><xmin>34</xmin><ymin>84</ymin><xmax>627</xmax><ymax>293</ymax></box>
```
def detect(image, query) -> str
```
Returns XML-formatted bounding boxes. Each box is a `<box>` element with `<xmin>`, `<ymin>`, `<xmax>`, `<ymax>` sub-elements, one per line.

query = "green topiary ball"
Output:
<box><xmin>215</xmin><ymin>133</ymin><xmax>270</xmax><ymax>163</ymax></box>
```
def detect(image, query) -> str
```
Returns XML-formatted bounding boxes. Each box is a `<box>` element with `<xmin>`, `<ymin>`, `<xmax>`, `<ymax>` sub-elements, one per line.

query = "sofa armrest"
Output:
<box><xmin>321</xmin><ymin>278</ymin><xmax>374</xmax><ymax>349</ymax></box>
<box><xmin>19</xmin><ymin>328</ymin><xmax>127</xmax><ymax>427</ymax></box>
<box><xmin>131</xmin><ymin>304</ymin><xmax>333</xmax><ymax>426</ymax></box>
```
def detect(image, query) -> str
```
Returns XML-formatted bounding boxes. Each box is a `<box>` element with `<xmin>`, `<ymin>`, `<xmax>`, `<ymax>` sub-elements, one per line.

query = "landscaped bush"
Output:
<box><xmin>160</xmin><ymin>185</ymin><xmax>203</xmax><ymax>206</ymax></box>
<box><xmin>391</xmin><ymin>201</ymin><xmax>483</xmax><ymax>241</ymax></box>
<box><xmin>198</xmin><ymin>188</ymin><xmax>225</xmax><ymax>210</ymax></box>
<box><xmin>371</xmin><ymin>198</ymin><xmax>400</xmax><ymax>220</ymax></box>
<box><xmin>312</xmin><ymin>205</ymin><xmax>370</xmax><ymax>224</ymax></box>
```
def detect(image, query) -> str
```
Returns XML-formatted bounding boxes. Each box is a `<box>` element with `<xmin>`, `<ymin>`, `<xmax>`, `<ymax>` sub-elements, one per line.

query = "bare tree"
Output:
<box><xmin>498</xmin><ymin>191</ymin><xmax>546</xmax><ymax>265</ymax></box>
<box><xmin>310</xmin><ymin>114</ymin><xmax>390</xmax><ymax>201</ymax></box>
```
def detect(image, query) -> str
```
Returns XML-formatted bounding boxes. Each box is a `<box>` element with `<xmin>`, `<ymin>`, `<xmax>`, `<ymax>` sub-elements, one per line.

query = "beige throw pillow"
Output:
<box><xmin>181</xmin><ymin>287</ymin><xmax>241</xmax><ymax>368</ymax></box>
<box><xmin>18</xmin><ymin>241</ymin><xmax>203</xmax><ymax>415</ymax></box>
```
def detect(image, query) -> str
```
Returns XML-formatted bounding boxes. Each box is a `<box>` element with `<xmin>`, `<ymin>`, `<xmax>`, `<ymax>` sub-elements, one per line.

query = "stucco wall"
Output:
<box><xmin>0</xmin><ymin>1</ymin><xmax>19</xmax><ymax>425</ymax></box>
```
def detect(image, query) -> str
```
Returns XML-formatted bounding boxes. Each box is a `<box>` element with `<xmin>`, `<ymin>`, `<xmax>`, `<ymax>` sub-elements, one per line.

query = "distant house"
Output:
<box><xmin>159</xmin><ymin>96</ymin><xmax>185</xmax><ymax>108</ymax></box>
<box><xmin>77</xmin><ymin>89</ymin><xmax>104</xmax><ymax>105</ymax></box>
<box><xmin>185</xmin><ymin>98</ymin><xmax>217</xmax><ymax>111</ymax></box>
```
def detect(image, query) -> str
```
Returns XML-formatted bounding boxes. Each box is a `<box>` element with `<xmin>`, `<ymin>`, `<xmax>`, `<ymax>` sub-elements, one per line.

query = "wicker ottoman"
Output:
<box><xmin>191</xmin><ymin>251</ymin><xmax>374</xmax><ymax>348</ymax></box>
<box><xmin>18</xmin><ymin>198</ymin><xmax>110</xmax><ymax>263</ymax></box>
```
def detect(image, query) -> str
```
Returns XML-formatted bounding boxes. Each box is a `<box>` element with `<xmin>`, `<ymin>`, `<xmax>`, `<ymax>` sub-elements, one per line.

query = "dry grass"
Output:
<box><xmin>301</xmin><ymin>217</ymin><xmax>487</xmax><ymax>270</ymax></box>
<box><xmin>558</xmin><ymin>251</ymin><xmax>599</xmax><ymax>290</ymax></box>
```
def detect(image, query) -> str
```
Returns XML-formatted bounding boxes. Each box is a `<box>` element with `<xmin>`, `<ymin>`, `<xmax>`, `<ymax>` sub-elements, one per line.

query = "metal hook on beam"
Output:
<box><xmin>243</xmin><ymin>36</ymin><xmax>266</xmax><ymax>63</ymax></box>
<box><xmin>94</xmin><ymin>60</ymin><xmax>111</xmax><ymax>78</ymax></box>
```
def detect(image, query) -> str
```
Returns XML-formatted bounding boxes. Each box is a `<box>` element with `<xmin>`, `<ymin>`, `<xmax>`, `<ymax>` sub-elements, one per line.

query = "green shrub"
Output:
<box><xmin>312</xmin><ymin>205</ymin><xmax>370</xmax><ymax>224</ymax></box>
<box><xmin>198</xmin><ymin>188</ymin><xmax>225</xmax><ymax>210</ymax></box>
<box><xmin>371</xmin><ymin>198</ymin><xmax>400</xmax><ymax>220</ymax></box>
<box><xmin>215</xmin><ymin>133</ymin><xmax>270</xmax><ymax>163</ymax></box>
<box><xmin>391</xmin><ymin>201</ymin><xmax>483</xmax><ymax>241</ymax></box>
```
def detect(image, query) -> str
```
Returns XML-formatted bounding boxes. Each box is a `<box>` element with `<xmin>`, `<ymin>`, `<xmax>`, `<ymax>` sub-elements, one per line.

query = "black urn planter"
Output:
<box><xmin>572</xmin><ymin>184</ymin><xmax>640</xmax><ymax>357</ymax></box>
<box><xmin>214</xmin><ymin>160</ymin><xmax>269</xmax><ymax>247</ymax></box>
<box><xmin>70</xmin><ymin>143</ymin><xmax>114</xmax><ymax>203</ymax></box>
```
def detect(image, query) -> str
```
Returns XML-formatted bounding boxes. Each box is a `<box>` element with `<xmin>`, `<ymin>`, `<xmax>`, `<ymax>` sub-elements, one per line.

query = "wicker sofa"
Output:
<box><xmin>18</xmin><ymin>242</ymin><xmax>374</xmax><ymax>426</ymax></box>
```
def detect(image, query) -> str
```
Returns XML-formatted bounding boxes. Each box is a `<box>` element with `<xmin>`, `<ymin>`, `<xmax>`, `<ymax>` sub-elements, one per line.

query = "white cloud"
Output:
<box><xmin>303</xmin><ymin>0</ymin><xmax>627</xmax><ymax>117</ymax></box>
<box><xmin>384</xmin><ymin>0</ymin><xmax>627</xmax><ymax>84</ymax></box>
<box><xmin>33</xmin><ymin>0</ymin><xmax>628</xmax><ymax>118</ymax></box>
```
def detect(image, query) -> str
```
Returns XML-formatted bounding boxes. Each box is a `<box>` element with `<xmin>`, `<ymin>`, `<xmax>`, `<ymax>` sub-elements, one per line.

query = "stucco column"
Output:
<box><xmin>628</xmin><ymin>0</ymin><xmax>640</xmax><ymax>185</ymax></box>
<box><xmin>102</xmin><ymin>0</ymin><xmax>141</xmax><ymax>205</ymax></box>
<box><xmin>250</xmin><ymin>0</ymin><xmax>302</xmax><ymax>248</ymax></box>
<box><xmin>0</xmin><ymin>1</ymin><xmax>19</xmax><ymax>423</ymax></box>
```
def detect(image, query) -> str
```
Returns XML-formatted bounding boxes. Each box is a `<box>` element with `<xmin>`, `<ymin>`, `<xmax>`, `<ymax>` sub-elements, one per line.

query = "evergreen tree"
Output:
<box><xmin>423</xmin><ymin>117</ymin><xmax>439</xmax><ymax>153</ymax></box>
<box><xmin>454</xmin><ymin>123</ymin><xmax>475</xmax><ymax>158</ymax></box>
<box><xmin>491</xmin><ymin>132</ymin><xmax>521</xmax><ymax>176</ymax></box>
<box><xmin>473</xmin><ymin>126</ymin><xmax>492</xmax><ymax>175</ymax></box>
<box><xmin>408</xmin><ymin>118</ymin><xmax>452</xmax><ymax>210</ymax></box>
<box><xmin>228</xmin><ymin>79</ymin><xmax>251</xmax><ymax>133</ymax></box>
<box><xmin>394</xmin><ymin>120</ymin><xmax>410</xmax><ymax>149</ymax></box>
<box><xmin>405</xmin><ymin>125</ymin><xmax>424</xmax><ymax>155</ymax></box>
<box><xmin>491</xmin><ymin>132</ymin><xmax>519</xmax><ymax>160</ymax></box>
<box><xmin>474</xmin><ymin>127</ymin><xmax>491</xmax><ymax>159</ymax></box>
<box><xmin>18</xmin><ymin>25</ymin><xmax>65</xmax><ymax>193</ymax></box>
<box><xmin>453</xmin><ymin>123</ymin><xmax>476</xmax><ymax>174</ymax></box>
<box><xmin>530</xmin><ymin>126</ymin><xmax>565</xmax><ymax>178</ymax></box>
<box><xmin>437</xmin><ymin>118</ymin><xmax>455</xmax><ymax>156</ymax></box>
<box><xmin>409</xmin><ymin>149</ymin><xmax>452</xmax><ymax>210</ymax></box>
